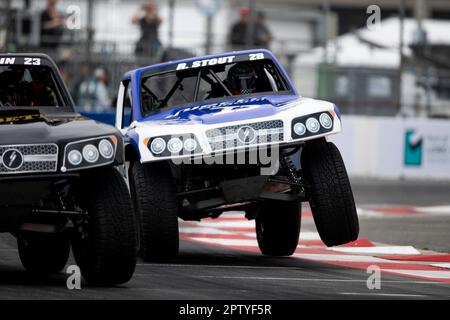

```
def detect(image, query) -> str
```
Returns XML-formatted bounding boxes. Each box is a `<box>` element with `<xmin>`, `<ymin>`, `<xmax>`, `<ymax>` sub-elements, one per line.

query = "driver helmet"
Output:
<box><xmin>227</xmin><ymin>63</ymin><xmax>257</xmax><ymax>95</ymax></box>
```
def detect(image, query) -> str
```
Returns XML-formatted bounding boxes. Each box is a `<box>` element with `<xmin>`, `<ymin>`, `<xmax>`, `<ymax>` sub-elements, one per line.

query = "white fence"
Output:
<box><xmin>329</xmin><ymin>116</ymin><xmax>450</xmax><ymax>180</ymax></box>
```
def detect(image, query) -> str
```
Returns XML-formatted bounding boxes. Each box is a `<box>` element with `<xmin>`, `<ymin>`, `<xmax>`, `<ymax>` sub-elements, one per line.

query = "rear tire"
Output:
<box><xmin>130</xmin><ymin>161</ymin><xmax>179</xmax><ymax>261</ymax></box>
<box><xmin>71</xmin><ymin>167</ymin><xmax>137</xmax><ymax>286</ymax></box>
<box><xmin>18</xmin><ymin>233</ymin><xmax>70</xmax><ymax>274</ymax></box>
<box><xmin>301</xmin><ymin>140</ymin><xmax>359</xmax><ymax>246</ymax></box>
<box><xmin>256</xmin><ymin>200</ymin><xmax>301</xmax><ymax>256</ymax></box>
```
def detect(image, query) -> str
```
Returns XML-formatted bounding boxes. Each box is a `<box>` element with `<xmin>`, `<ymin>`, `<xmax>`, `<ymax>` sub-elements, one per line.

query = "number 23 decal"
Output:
<box><xmin>24</xmin><ymin>58</ymin><xmax>41</xmax><ymax>65</ymax></box>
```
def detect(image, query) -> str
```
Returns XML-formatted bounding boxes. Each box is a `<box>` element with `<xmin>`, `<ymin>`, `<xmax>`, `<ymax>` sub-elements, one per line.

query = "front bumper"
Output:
<box><xmin>0</xmin><ymin>173</ymin><xmax>79</xmax><ymax>206</ymax></box>
<box><xmin>134</xmin><ymin>103</ymin><xmax>342</xmax><ymax>164</ymax></box>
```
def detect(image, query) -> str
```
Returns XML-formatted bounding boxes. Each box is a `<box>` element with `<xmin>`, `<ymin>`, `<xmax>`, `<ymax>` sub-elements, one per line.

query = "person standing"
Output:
<box><xmin>132</xmin><ymin>1</ymin><xmax>163</xmax><ymax>58</ymax></box>
<box><xmin>254</xmin><ymin>11</ymin><xmax>272</xmax><ymax>49</ymax></box>
<box><xmin>229</xmin><ymin>8</ymin><xmax>273</xmax><ymax>50</ymax></box>
<box><xmin>229</xmin><ymin>7</ymin><xmax>249</xmax><ymax>50</ymax></box>
<box><xmin>40</xmin><ymin>0</ymin><xmax>66</xmax><ymax>49</ymax></box>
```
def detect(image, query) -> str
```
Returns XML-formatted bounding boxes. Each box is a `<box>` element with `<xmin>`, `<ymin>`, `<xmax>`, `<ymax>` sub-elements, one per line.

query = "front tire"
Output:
<box><xmin>18</xmin><ymin>233</ymin><xmax>70</xmax><ymax>274</ymax></box>
<box><xmin>129</xmin><ymin>161</ymin><xmax>179</xmax><ymax>261</ymax></box>
<box><xmin>301</xmin><ymin>140</ymin><xmax>359</xmax><ymax>246</ymax></box>
<box><xmin>71</xmin><ymin>167</ymin><xmax>137</xmax><ymax>286</ymax></box>
<box><xmin>256</xmin><ymin>200</ymin><xmax>301</xmax><ymax>256</ymax></box>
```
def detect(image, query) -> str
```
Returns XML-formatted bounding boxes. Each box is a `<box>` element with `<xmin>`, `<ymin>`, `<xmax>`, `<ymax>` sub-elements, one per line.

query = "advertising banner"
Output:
<box><xmin>329</xmin><ymin>116</ymin><xmax>450</xmax><ymax>180</ymax></box>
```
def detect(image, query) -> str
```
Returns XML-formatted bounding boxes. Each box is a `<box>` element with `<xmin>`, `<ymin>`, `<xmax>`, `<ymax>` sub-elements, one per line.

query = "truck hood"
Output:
<box><xmin>141</xmin><ymin>95</ymin><xmax>303</xmax><ymax>125</ymax></box>
<box><xmin>0</xmin><ymin>112</ymin><xmax>118</xmax><ymax>146</ymax></box>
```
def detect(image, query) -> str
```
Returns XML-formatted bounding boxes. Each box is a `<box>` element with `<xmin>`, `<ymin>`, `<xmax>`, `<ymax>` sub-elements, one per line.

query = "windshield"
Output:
<box><xmin>0</xmin><ymin>65</ymin><xmax>65</xmax><ymax>109</ymax></box>
<box><xmin>140</xmin><ymin>58</ymin><xmax>291</xmax><ymax>116</ymax></box>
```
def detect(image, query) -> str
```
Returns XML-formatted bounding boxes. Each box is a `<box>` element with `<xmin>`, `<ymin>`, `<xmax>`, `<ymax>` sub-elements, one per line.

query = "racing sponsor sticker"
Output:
<box><xmin>0</xmin><ymin>57</ymin><xmax>15</xmax><ymax>65</ymax></box>
<box><xmin>175</xmin><ymin>52</ymin><xmax>266</xmax><ymax>71</ymax></box>
<box><xmin>0</xmin><ymin>114</ymin><xmax>43</xmax><ymax>125</ymax></box>
<box><xmin>165</xmin><ymin>97</ymin><xmax>268</xmax><ymax>119</ymax></box>
<box><xmin>176</xmin><ymin>56</ymin><xmax>236</xmax><ymax>70</ymax></box>
<box><xmin>0</xmin><ymin>57</ymin><xmax>43</xmax><ymax>65</ymax></box>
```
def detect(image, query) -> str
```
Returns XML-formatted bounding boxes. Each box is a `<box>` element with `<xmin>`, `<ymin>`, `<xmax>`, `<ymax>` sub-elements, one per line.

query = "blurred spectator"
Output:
<box><xmin>57</xmin><ymin>60</ymin><xmax>70</xmax><ymax>84</ymax></box>
<box><xmin>229</xmin><ymin>7</ymin><xmax>249</xmax><ymax>49</ymax></box>
<box><xmin>73</xmin><ymin>63</ymin><xmax>91</xmax><ymax>104</ymax></box>
<box><xmin>132</xmin><ymin>1</ymin><xmax>162</xmax><ymax>57</ymax></box>
<box><xmin>40</xmin><ymin>0</ymin><xmax>66</xmax><ymax>49</ymax></box>
<box><xmin>77</xmin><ymin>67</ymin><xmax>112</xmax><ymax>111</ymax></box>
<box><xmin>254</xmin><ymin>11</ymin><xmax>272</xmax><ymax>49</ymax></box>
<box><xmin>229</xmin><ymin>8</ymin><xmax>273</xmax><ymax>50</ymax></box>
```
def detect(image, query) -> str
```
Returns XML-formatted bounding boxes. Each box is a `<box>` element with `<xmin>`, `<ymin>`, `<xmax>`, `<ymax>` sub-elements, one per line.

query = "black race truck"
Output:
<box><xmin>0</xmin><ymin>54</ymin><xmax>136</xmax><ymax>285</ymax></box>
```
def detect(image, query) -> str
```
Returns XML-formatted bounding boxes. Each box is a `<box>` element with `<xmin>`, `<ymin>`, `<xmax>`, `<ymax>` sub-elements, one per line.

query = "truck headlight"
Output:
<box><xmin>147</xmin><ymin>135</ymin><xmax>201</xmax><ymax>156</ymax></box>
<box><xmin>319</xmin><ymin>113</ymin><xmax>333</xmax><ymax>129</ymax></box>
<box><xmin>167</xmin><ymin>138</ymin><xmax>183</xmax><ymax>154</ymax></box>
<box><xmin>293</xmin><ymin>122</ymin><xmax>306</xmax><ymax>136</ymax></box>
<box><xmin>291</xmin><ymin>111</ymin><xmax>334</xmax><ymax>140</ymax></box>
<box><xmin>306</xmin><ymin>117</ymin><xmax>320</xmax><ymax>133</ymax></box>
<box><xmin>99</xmin><ymin>139</ymin><xmax>115</xmax><ymax>159</ymax></box>
<box><xmin>82</xmin><ymin>144</ymin><xmax>99</xmax><ymax>163</ymax></box>
<box><xmin>68</xmin><ymin>150</ymin><xmax>83</xmax><ymax>166</ymax></box>
<box><xmin>150</xmin><ymin>137</ymin><xmax>166</xmax><ymax>155</ymax></box>
<box><xmin>62</xmin><ymin>136</ymin><xmax>118</xmax><ymax>172</ymax></box>
<box><xmin>183</xmin><ymin>138</ymin><xmax>197</xmax><ymax>152</ymax></box>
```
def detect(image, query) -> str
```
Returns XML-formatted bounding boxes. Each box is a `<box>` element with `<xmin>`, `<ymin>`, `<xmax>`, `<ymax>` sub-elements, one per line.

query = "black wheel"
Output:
<box><xmin>256</xmin><ymin>200</ymin><xmax>301</xmax><ymax>256</ymax></box>
<box><xmin>129</xmin><ymin>161</ymin><xmax>179</xmax><ymax>261</ymax></box>
<box><xmin>18</xmin><ymin>233</ymin><xmax>70</xmax><ymax>274</ymax></box>
<box><xmin>301</xmin><ymin>140</ymin><xmax>359</xmax><ymax>246</ymax></box>
<box><xmin>71</xmin><ymin>167</ymin><xmax>137</xmax><ymax>286</ymax></box>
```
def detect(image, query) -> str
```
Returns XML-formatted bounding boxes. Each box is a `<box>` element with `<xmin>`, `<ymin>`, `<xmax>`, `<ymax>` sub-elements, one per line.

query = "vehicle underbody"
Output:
<box><xmin>0</xmin><ymin>173</ymin><xmax>89</xmax><ymax>234</ymax></box>
<box><xmin>168</xmin><ymin>142</ymin><xmax>309</xmax><ymax>221</ymax></box>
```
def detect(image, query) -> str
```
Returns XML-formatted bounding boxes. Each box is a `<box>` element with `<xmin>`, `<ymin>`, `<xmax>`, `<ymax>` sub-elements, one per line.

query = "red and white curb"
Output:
<box><xmin>179</xmin><ymin>211</ymin><xmax>450</xmax><ymax>284</ymax></box>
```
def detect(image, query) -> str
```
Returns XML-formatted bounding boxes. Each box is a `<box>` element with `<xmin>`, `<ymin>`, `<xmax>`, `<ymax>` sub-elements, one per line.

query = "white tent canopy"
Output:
<box><xmin>297</xmin><ymin>17</ymin><xmax>450</xmax><ymax>68</ymax></box>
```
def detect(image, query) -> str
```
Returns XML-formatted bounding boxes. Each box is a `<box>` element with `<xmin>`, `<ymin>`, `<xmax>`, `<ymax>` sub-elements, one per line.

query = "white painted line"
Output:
<box><xmin>243</xmin><ymin>232</ymin><xmax>256</xmax><ymax>238</ymax></box>
<box><xmin>384</xmin><ymin>269</ymin><xmax>450</xmax><ymax>280</ymax></box>
<box><xmin>179</xmin><ymin>227</ymin><xmax>232</xmax><ymax>235</ymax></box>
<box><xmin>197</xmin><ymin>276</ymin><xmax>370</xmax><ymax>282</ymax></box>
<box><xmin>300</xmin><ymin>232</ymin><xmax>322</xmax><ymax>241</ymax></box>
<box><xmin>238</xmin><ymin>231</ymin><xmax>321</xmax><ymax>240</ymax></box>
<box><xmin>195</xmin><ymin>220</ymin><xmax>255</xmax><ymax>228</ymax></box>
<box><xmin>293</xmin><ymin>253</ymin><xmax>389</xmax><ymax>263</ymax></box>
<box><xmin>136</xmin><ymin>263</ymin><xmax>332</xmax><ymax>270</ymax></box>
<box><xmin>329</xmin><ymin>246</ymin><xmax>421</xmax><ymax>255</ymax></box>
<box><xmin>221</xmin><ymin>212</ymin><xmax>246</xmax><ymax>217</ymax></box>
<box><xmin>356</xmin><ymin>208</ymin><xmax>416</xmax><ymax>219</ymax></box>
<box><xmin>356</xmin><ymin>208</ymin><xmax>386</xmax><ymax>218</ymax></box>
<box><xmin>196</xmin><ymin>276</ymin><xmax>442</xmax><ymax>285</ymax></box>
<box><xmin>431</xmin><ymin>263</ymin><xmax>450</xmax><ymax>270</ymax></box>
<box><xmin>191</xmin><ymin>237</ymin><xmax>258</xmax><ymax>247</ymax></box>
<box><xmin>136</xmin><ymin>263</ymin><xmax>303</xmax><ymax>270</ymax></box>
<box><xmin>415</xmin><ymin>205</ymin><xmax>450</xmax><ymax>215</ymax></box>
<box><xmin>339</xmin><ymin>292</ymin><xmax>426</xmax><ymax>298</ymax></box>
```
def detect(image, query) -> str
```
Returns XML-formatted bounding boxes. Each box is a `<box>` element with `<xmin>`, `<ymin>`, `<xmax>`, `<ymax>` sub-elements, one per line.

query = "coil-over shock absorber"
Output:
<box><xmin>183</xmin><ymin>166</ymin><xmax>195</xmax><ymax>192</ymax></box>
<box><xmin>279</xmin><ymin>147</ymin><xmax>303</xmax><ymax>192</ymax></box>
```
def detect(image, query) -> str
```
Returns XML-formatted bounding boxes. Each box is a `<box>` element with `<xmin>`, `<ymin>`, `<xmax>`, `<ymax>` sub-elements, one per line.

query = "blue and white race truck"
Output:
<box><xmin>115</xmin><ymin>49</ymin><xmax>359</xmax><ymax>261</ymax></box>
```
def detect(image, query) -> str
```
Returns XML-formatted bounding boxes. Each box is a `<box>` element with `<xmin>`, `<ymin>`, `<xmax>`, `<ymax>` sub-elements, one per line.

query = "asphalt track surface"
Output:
<box><xmin>0</xmin><ymin>178</ymin><xmax>449</xmax><ymax>300</ymax></box>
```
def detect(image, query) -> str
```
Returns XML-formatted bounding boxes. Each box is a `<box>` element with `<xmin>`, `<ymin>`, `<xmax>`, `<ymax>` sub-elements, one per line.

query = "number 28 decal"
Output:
<box><xmin>24</xmin><ymin>58</ymin><xmax>41</xmax><ymax>65</ymax></box>
<box><xmin>249</xmin><ymin>53</ymin><xmax>264</xmax><ymax>61</ymax></box>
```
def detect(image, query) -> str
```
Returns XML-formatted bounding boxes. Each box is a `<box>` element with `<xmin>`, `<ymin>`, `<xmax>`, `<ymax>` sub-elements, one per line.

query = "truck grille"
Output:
<box><xmin>0</xmin><ymin>144</ymin><xmax>58</xmax><ymax>175</ymax></box>
<box><xmin>206</xmin><ymin>120</ymin><xmax>284</xmax><ymax>151</ymax></box>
